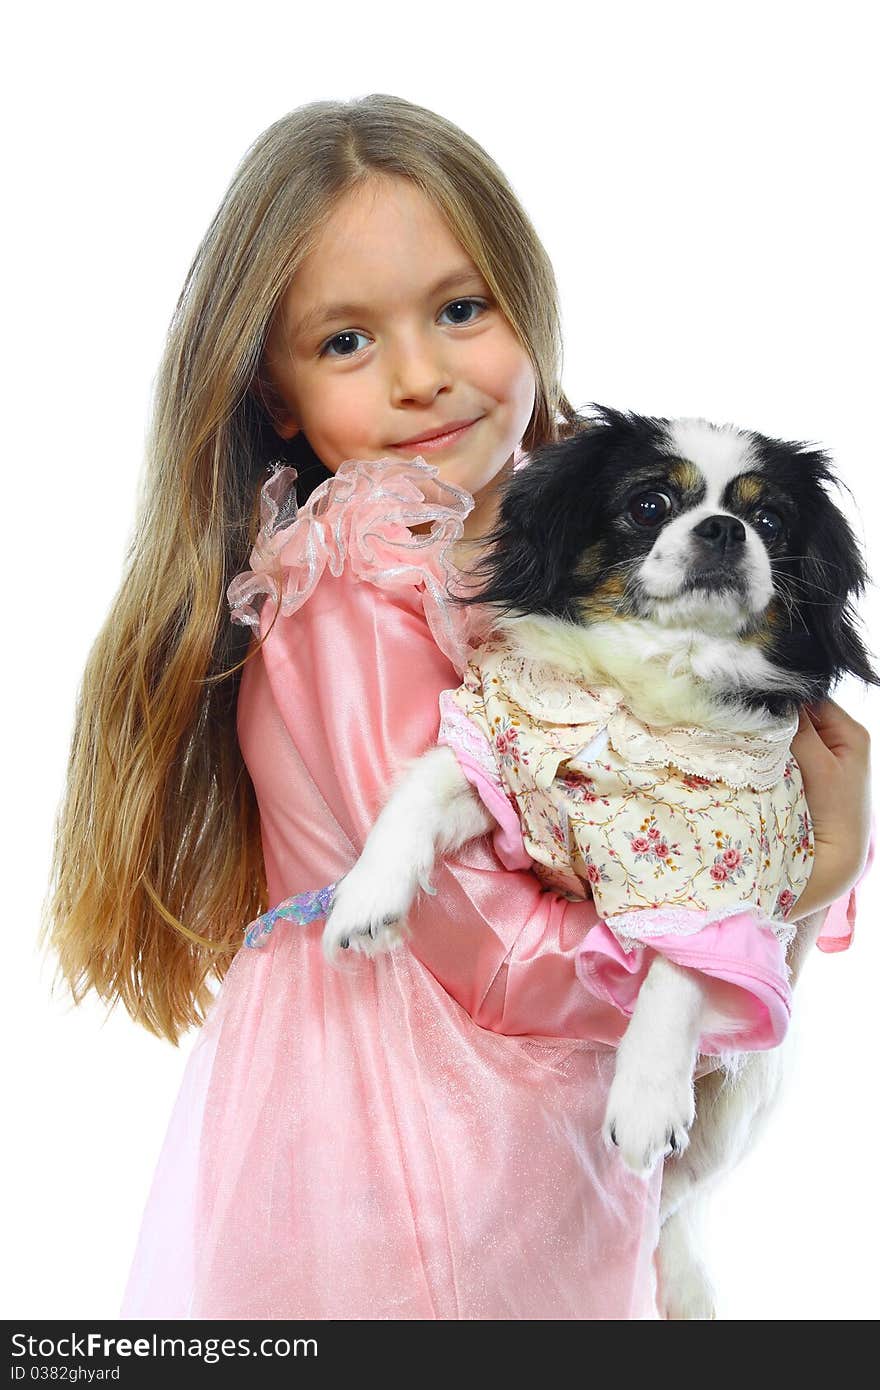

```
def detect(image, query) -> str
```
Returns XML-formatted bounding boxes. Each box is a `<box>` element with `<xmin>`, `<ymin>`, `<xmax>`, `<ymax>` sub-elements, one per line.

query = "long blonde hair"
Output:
<box><xmin>43</xmin><ymin>93</ymin><xmax>586</xmax><ymax>1044</ymax></box>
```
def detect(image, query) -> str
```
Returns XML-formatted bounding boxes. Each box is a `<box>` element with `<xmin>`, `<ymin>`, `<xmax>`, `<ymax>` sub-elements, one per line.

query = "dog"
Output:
<box><xmin>321</xmin><ymin>404</ymin><xmax>876</xmax><ymax>1316</ymax></box>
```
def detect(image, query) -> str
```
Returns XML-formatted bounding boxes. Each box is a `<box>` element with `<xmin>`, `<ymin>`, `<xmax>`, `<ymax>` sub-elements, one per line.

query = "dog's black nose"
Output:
<box><xmin>691</xmin><ymin>513</ymin><xmax>746</xmax><ymax>554</ymax></box>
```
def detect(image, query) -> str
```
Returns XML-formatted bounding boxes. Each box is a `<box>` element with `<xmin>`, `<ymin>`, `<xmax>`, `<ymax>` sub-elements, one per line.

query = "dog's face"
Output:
<box><xmin>464</xmin><ymin>404</ymin><xmax>877</xmax><ymax>706</ymax></box>
<box><xmin>601</xmin><ymin>418</ymin><xmax>791</xmax><ymax>630</ymax></box>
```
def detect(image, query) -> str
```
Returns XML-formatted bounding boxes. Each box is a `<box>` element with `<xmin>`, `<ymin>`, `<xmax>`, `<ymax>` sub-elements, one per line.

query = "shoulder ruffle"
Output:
<box><xmin>226</xmin><ymin>456</ymin><xmax>492</xmax><ymax>675</ymax></box>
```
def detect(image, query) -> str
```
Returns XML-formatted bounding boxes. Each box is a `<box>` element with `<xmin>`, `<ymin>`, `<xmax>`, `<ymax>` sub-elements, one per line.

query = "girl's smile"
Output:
<box><xmin>390</xmin><ymin>416</ymin><xmax>483</xmax><ymax>451</ymax></box>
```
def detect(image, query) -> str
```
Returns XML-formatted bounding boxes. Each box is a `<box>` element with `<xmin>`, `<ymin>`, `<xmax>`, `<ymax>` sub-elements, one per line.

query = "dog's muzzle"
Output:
<box><xmin>685</xmin><ymin>513</ymin><xmax>748</xmax><ymax>592</ymax></box>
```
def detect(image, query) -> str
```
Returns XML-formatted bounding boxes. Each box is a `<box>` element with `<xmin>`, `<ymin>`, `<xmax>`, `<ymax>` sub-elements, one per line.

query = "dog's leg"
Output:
<box><xmin>659</xmin><ymin>1048</ymin><xmax>786</xmax><ymax>1224</ymax></box>
<box><xmin>656</xmin><ymin>908</ymin><xmax>825</xmax><ymax>1318</ymax></box>
<box><xmin>603</xmin><ymin>953</ymin><xmax>705</xmax><ymax>1176</ymax></box>
<box><xmin>322</xmin><ymin>745</ymin><xmax>491</xmax><ymax>961</ymax></box>
<box><xmin>655</xmin><ymin>1049</ymin><xmax>785</xmax><ymax>1319</ymax></box>
<box><xmin>655</xmin><ymin>1196</ymin><xmax>717</xmax><ymax>1320</ymax></box>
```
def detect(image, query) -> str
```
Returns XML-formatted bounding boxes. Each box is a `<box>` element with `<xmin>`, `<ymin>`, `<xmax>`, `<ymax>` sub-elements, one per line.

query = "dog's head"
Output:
<box><xmin>460</xmin><ymin>404</ymin><xmax>878</xmax><ymax>706</ymax></box>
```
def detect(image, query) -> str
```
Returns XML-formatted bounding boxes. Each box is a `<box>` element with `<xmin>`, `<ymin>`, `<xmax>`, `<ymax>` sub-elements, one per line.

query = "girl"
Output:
<box><xmin>44</xmin><ymin>93</ymin><xmax>872</xmax><ymax>1320</ymax></box>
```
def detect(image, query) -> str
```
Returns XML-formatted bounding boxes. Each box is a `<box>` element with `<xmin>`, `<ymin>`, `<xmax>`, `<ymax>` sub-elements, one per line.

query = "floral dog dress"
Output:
<box><xmin>437</xmin><ymin>630</ymin><xmax>815</xmax><ymax>1054</ymax></box>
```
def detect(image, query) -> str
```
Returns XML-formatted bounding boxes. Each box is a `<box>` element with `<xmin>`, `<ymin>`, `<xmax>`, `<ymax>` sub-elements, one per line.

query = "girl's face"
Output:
<box><xmin>263</xmin><ymin>177</ymin><xmax>537</xmax><ymax>533</ymax></box>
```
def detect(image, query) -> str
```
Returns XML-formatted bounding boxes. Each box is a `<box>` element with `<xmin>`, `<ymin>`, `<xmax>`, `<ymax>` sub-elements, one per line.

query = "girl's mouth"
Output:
<box><xmin>392</xmin><ymin>418</ymin><xmax>481</xmax><ymax>453</ymax></box>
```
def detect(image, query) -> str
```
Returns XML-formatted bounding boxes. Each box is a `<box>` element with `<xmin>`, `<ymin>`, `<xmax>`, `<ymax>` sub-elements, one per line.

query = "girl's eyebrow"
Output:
<box><xmin>292</xmin><ymin>265</ymin><xmax>485</xmax><ymax>339</ymax></box>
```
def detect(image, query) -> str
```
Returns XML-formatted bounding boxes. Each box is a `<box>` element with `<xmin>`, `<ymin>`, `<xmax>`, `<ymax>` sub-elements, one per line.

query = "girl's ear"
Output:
<box><xmin>797</xmin><ymin>498</ymin><xmax>880</xmax><ymax>687</ymax></box>
<box><xmin>461</xmin><ymin>427</ymin><xmax>609</xmax><ymax>617</ymax></box>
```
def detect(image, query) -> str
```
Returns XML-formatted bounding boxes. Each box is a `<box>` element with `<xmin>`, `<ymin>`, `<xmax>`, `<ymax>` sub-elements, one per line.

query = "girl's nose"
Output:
<box><xmin>388</xmin><ymin>338</ymin><xmax>454</xmax><ymax>406</ymax></box>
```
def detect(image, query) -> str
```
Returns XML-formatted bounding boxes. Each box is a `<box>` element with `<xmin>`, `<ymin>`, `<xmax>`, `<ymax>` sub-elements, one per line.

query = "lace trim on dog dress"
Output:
<box><xmin>453</xmin><ymin>629</ymin><xmax>801</xmax><ymax>792</ymax></box>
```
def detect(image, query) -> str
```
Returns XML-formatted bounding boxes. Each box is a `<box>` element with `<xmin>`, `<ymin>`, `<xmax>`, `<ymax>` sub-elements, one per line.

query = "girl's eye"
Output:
<box><xmin>438</xmin><ymin>297</ymin><xmax>488</xmax><ymax>327</ymax></box>
<box><xmin>628</xmin><ymin>491</ymin><xmax>673</xmax><ymax>527</ymax></box>
<box><xmin>318</xmin><ymin>297</ymin><xmax>489</xmax><ymax>359</ymax></box>
<box><xmin>319</xmin><ymin>329</ymin><xmax>370</xmax><ymax>359</ymax></box>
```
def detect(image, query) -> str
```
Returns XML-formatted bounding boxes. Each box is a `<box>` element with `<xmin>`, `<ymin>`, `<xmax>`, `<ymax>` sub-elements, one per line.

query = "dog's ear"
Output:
<box><xmin>456</xmin><ymin>424</ymin><xmax>611</xmax><ymax>617</ymax></box>
<box><xmin>795</xmin><ymin>464</ymin><xmax>880</xmax><ymax>688</ymax></box>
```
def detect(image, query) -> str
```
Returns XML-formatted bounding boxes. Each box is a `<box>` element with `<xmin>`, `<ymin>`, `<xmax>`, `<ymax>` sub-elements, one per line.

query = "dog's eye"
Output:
<box><xmin>628</xmin><ymin>491</ymin><xmax>672</xmax><ymax>527</ymax></box>
<box><xmin>754</xmin><ymin>508</ymin><xmax>784</xmax><ymax>542</ymax></box>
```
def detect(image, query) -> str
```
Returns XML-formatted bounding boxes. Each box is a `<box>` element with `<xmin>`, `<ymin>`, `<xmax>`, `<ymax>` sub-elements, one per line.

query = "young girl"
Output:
<box><xmin>44</xmin><ymin>93</ymin><xmax>872</xmax><ymax>1321</ymax></box>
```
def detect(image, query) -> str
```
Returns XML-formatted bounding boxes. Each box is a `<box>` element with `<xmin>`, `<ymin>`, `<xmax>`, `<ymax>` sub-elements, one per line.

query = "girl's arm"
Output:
<box><xmin>787</xmin><ymin>699</ymin><xmax>873</xmax><ymax>921</ymax></box>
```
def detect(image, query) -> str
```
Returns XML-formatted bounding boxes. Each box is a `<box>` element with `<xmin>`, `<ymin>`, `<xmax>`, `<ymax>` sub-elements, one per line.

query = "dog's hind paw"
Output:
<box><xmin>663</xmin><ymin>1272</ymin><xmax>717</xmax><ymax>1321</ymax></box>
<box><xmin>657</xmin><ymin>1209</ymin><xmax>717</xmax><ymax>1319</ymax></box>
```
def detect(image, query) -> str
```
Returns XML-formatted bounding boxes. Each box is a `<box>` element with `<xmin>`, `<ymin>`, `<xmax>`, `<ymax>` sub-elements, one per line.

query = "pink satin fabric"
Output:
<box><xmin>119</xmin><ymin>458</ymin><xmax>866</xmax><ymax>1321</ymax></box>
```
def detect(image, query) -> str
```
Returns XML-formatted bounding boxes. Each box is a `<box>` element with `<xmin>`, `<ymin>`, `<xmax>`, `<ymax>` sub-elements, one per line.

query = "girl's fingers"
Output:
<box><xmin>791</xmin><ymin>704</ymin><xmax>835</xmax><ymax>769</ymax></box>
<box><xmin>795</xmin><ymin>704</ymin><xmax>819</xmax><ymax>736</ymax></box>
<box><xmin>802</xmin><ymin>697</ymin><xmax>871</xmax><ymax>757</ymax></box>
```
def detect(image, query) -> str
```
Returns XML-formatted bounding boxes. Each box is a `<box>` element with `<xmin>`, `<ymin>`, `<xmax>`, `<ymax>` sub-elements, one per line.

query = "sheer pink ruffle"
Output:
<box><xmin>227</xmin><ymin>456</ymin><xmax>491</xmax><ymax>677</ymax></box>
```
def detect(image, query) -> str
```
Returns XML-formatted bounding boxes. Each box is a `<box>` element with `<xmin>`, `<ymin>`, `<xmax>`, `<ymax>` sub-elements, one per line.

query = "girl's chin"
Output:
<box><xmin>456</xmin><ymin>454</ymin><xmax>516</xmax><ymax>496</ymax></box>
<box><xmin>440</xmin><ymin>463</ymin><xmax>499</xmax><ymax>497</ymax></box>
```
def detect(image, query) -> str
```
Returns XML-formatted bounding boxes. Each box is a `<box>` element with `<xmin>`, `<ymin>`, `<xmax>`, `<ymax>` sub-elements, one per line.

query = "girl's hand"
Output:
<box><xmin>696</xmin><ymin>701</ymin><xmax>870</xmax><ymax>1079</ymax></box>
<box><xmin>788</xmin><ymin>697</ymin><xmax>872</xmax><ymax>920</ymax></box>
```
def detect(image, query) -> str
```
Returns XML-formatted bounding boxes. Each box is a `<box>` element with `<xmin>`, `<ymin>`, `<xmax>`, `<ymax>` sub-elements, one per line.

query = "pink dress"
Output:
<box><xmin>120</xmin><ymin>457</ymin><xmax>866</xmax><ymax>1321</ymax></box>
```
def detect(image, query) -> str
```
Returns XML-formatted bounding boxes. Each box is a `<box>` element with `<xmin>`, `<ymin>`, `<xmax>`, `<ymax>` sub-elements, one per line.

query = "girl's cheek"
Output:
<box><xmin>320</xmin><ymin>399</ymin><xmax>379</xmax><ymax>467</ymax></box>
<box><xmin>507</xmin><ymin>344</ymin><xmax>539</xmax><ymax>401</ymax></box>
<box><xmin>477</xmin><ymin>333</ymin><xmax>536</xmax><ymax>406</ymax></box>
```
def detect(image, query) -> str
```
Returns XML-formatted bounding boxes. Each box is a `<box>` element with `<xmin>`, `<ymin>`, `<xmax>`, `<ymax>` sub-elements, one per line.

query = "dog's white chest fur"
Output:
<box><xmin>493</xmin><ymin>611</ymin><xmax>795</xmax><ymax>737</ymax></box>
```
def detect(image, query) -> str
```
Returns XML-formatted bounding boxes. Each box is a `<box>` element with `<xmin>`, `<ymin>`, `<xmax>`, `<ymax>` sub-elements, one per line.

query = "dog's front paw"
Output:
<box><xmin>603</xmin><ymin>1063</ymin><xmax>695</xmax><ymax>1178</ymax></box>
<box><xmin>321</xmin><ymin>869</ymin><xmax>413</xmax><ymax>963</ymax></box>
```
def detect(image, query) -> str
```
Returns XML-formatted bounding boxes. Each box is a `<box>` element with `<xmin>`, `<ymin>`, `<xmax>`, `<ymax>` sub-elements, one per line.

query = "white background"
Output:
<box><xmin>4</xmin><ymin>0</ymin><xmax>878</xmax><ymax>1321</ymax></box>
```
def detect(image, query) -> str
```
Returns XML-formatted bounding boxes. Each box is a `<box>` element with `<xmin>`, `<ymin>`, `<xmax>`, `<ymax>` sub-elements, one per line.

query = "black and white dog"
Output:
<box><xmin>322</xmin><ymin>404</ymin><xmax>876</xmax><ymax>1316</ymax></box>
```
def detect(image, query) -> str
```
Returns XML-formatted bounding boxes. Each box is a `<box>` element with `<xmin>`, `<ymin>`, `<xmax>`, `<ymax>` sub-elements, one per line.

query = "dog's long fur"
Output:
<box><xmin>322</xmin><ymin>405</ymin><xmax>876</xmax><ymax>1317</ymax></box>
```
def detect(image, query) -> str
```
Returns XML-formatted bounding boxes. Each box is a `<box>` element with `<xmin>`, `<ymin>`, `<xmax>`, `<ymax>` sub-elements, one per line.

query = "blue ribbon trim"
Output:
<box><xmin>244</xmin><ymin>881</ymin><xmax>339</xmax><ymax>948</ymax></box>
